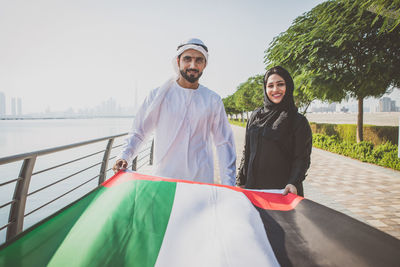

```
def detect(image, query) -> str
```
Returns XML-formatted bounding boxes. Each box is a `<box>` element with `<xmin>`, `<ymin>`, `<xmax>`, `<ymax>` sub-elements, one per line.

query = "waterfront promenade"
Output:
<box><xmin>230</xmin><ymin>124</ymin><xmax>400</xmax><ymax>240</ymax></box>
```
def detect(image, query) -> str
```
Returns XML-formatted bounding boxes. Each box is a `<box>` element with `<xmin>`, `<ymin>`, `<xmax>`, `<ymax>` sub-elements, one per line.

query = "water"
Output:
<box><xmin>0</xmin><ymin>117</ymin><xmax>136</xmax><ymax>244</ymax></box>
<box><xmin>0</xmin><ymin>118</ymin><xmax>134</xmax><ymax>157</ymax></box>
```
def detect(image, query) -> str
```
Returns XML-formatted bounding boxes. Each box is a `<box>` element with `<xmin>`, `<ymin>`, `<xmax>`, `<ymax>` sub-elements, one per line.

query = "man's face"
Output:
<box><xmin>177</xmin><ymin>49</ymin><xmax>206</xmax><ymax>83</ymax></box>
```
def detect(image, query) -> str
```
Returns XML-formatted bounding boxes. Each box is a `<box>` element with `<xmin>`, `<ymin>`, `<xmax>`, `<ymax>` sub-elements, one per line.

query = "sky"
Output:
<box><xmin>0</xmin><ymin>0</ymin><xmax>332</xmax><ymax>114</ymax></box>
<box><xmin>2</xmin><ymin>0</ymin><xmax>398</xmax><ymax>115</ymax></box>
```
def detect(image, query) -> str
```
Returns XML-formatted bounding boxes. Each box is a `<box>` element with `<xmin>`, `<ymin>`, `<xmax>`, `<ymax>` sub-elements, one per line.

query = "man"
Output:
<box><xmin>113</xmin><ymin>38</ymin><xmax>236</xmax><ymax>185</ymax></box>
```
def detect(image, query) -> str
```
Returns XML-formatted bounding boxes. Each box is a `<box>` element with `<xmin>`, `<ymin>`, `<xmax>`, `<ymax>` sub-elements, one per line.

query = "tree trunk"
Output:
<box><xmin>302</xmin><ymin>101</ymin><xmax>312</xmax><ymax>115</ymax></box>
<box><xmin>356</xmin><ymin>97</ymin><xmax>364</xmax><ymax>143</ymax></box>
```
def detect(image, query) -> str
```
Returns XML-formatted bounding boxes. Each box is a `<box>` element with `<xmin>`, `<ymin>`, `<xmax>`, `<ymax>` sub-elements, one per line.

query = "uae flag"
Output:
<box><xmin>0</xmin><ymin>171</ymin><xmax>399</xmax><ymax>266</ymax></box>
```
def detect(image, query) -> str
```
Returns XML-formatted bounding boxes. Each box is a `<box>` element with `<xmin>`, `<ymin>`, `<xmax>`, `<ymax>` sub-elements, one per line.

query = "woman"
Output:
<box><xmin>236</xmin><ymin>66</ymin><xmax>312</xmax><ymax>196</ymax></box>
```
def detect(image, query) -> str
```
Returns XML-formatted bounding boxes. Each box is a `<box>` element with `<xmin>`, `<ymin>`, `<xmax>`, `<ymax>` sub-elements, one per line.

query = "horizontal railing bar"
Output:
<box><xmin>27</xmin><ymin>162</ymin><xmax>102</xmax><ymax>197</ymax></box>
<box><xmin>0</xmin><ymin>200</ymin><xmax>15</xmax><ymax>210</ymax></box>
<box><xmin>32</xmin><ymin>150</ymin><xmax>105</xmax><ymax>176</ymax></box>
<box><xmin>0</xmin><ymin>221</ymin><xmax>14</xmax><ymax>232</ymax></box>
<box><xmin>142</xmin><ymin>146</ymin><xmax>151</xmax><ymax>151</ymax></box>
<box><xmin>0</xmin><ymin>178</ymin><xmax>21</xmax><ymax>187</ymax></box>
<box><xmin>137</xmin><ymin>153</ymin><xmax>151</xmax><ymax>162</ymax></box>
<box><xmin>0</xmin><ymin>133</ymin><xmax>128</xmax><ymax>166</ymax></box>
<box><xmin>111</xmin><ymin>144</ymin><xmax>123</xmax><ymax>149</ymax></box>
<box><xmin>25</xmin><ymin>174</ymin><xmax>100</xmax><ymax>218</ymax></box>
<box><xmin>137</xmin><ymin>162</ymin><xmax>148</xmax><ymax>170</ymax></box>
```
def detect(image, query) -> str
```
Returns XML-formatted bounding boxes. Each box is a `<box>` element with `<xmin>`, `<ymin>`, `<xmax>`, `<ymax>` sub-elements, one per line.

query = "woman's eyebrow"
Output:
<box><xmin>267</xmin><ymin>80</ymin><xmax>285</xmax><ymax>84</ymax></box>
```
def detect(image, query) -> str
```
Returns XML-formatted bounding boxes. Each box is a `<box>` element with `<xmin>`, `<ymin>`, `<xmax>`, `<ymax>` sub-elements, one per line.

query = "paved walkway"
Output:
<box><xmin>230</xmin><ymin>125</ymin><xmax>400</xmax><ymax>240</ymax></box>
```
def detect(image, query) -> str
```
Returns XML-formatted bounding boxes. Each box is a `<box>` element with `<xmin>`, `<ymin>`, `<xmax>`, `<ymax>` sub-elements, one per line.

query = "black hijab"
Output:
<box><xmin>250</xmin><ymin>66</ymin><xmax>298</xmax><ymax>139</ymax></box>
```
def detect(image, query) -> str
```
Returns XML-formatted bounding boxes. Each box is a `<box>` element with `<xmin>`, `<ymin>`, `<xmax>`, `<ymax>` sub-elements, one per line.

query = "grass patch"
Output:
<box><xmin>229</xmin><ymin>119</ymin><xmax>246</xmax><ymax>128</ymax></box>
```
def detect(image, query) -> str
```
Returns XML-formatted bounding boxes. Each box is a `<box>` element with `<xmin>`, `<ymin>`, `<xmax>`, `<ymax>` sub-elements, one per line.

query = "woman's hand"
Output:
<box><xmin>113</xmin><ymin>159</ymin><xmax>128</xmax><ymax>174</ymax></box>
<box><xmin>283</xmin><ymin>184</ymin><xmax>297</xmax><ymax>195</ymax></box>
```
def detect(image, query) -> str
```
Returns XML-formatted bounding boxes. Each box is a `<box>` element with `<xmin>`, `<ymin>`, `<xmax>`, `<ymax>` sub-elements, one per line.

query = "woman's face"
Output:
<box><xmin>265</xmin><ymin>74</ymin><xmax>286</xmax><ymax>104</ymax></box>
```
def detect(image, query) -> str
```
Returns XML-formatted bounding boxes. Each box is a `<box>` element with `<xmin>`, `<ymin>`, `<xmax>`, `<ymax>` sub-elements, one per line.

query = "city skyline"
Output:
<box><xmin>1</xmin><ymin>88</ymin><xmax>400</xmax><ymax>118</ymax></box>
<box><xmin>310</xmin><ymin>88</ymin><xmax>400</xmax><ymax>113</ymax></box>
<box><xmin>0</xmin><ymin>91</ymin><xmax>136</xmax><ymax>117</ymax></box>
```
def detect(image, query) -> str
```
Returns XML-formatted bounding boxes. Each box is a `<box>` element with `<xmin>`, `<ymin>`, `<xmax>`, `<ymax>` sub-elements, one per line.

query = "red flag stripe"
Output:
<box><xmin>102</xmin><ymin>171</ymin><xmax>303</xmax><ymax>211</ymax></box>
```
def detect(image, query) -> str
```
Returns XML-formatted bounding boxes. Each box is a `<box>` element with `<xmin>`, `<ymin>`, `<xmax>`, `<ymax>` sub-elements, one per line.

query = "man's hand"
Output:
<box><xmin>283</xmin><ymin>184</ymin><xmax>297</xmax><ymax>195</ymax></box>
<box><xmin>113</xmin><ymin>159</ymin><xmax>128</xmax><ymax>174</ymax></box>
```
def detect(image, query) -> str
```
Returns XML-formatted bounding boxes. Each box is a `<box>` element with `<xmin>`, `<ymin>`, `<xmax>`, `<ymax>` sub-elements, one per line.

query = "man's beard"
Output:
<box><xmin>180</xmin><ymin>69</ymin><xmax>203</xmax><ymax>83</ymax></box>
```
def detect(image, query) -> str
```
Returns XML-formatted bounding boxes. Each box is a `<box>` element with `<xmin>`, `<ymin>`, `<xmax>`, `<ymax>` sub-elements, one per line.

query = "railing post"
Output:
<box><xmin>99</xmin><ymin>138</ymin><xmax>114</xmax><ymax>184</ymax></box>
<box><xmin>7</xmin><ymin>156</ymin><xmax>36</xmax><ymax>241</ymax></box>
<box><xmin>132</xmin><ymin>157</ymin><xmax>137</xmax><ymax>171</ymax></box>
<box><xmin>149</xmin><ymin>139</ymin><xmax>154</xmax><ymax>165</ymax></box>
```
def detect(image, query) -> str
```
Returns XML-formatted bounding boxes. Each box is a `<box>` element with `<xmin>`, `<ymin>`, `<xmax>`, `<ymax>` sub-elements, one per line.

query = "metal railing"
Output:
<box><xmin>0</xmin><ymin>133</ymin><xmax>154</xmax><ymax>242</ymax></box>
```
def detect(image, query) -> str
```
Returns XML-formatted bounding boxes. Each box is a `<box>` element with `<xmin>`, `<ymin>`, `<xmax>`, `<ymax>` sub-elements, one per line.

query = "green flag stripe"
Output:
<box><xmin>0</xmin><ymin>188</ymin><xmax>102</xmax><ymax>267</ymax></box>
<box><xmin>0</xmin><ymin>180</ymin><xmax>176</xmax><ymax>267</ymax></box>
<box><xmin>47</xmin><ymin>179</ymin><xmax>176</xmax><ymax>266</ymax></box>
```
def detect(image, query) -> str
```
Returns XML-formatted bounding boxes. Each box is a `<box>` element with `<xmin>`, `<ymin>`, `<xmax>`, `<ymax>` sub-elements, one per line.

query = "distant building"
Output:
<box><xmin>391</xmin><ymin>100</ymin><xmax>396</xmax><ymax>111</ymax></box>
<box><xmin>0</xmin><ymin>92</ymin><xmax>5</xmax><ymax>116</ymax></box>
<box><xmin>11</xmin><ymin>97</ymin><xmax>16</xmax><ymax>116</ymax></box>
<box><xmin>311</xmin><ymin>103</ymin><xmax>336</xmax><ymax>113</ymax></box>
<box><xmin>17</xmin><ymin>97</ymin><xmax>22</xmax><ymax>115</ymax></box>
<box><xmin>379</xmin><ymin>97</ymin><xmax>397</xmax><ymax>112</ymax></box>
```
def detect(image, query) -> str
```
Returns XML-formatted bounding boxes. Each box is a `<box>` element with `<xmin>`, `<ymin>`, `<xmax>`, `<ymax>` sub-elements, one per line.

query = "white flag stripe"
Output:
<box><xmin>155</xmin><ymin>183</ymin><xmax>280</xmax><ymax>267</ymax></box>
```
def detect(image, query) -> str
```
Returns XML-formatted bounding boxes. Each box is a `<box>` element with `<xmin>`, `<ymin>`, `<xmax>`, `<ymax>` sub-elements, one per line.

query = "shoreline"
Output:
<box><xmin>305</xmin><ymin>111</ymin><xmax>400</xmax><ymax>126</ymax></box>
<box><xmin>0</xmin><ymin>115</ymin><xmax>135</xmax><ymax>120</ymax></box>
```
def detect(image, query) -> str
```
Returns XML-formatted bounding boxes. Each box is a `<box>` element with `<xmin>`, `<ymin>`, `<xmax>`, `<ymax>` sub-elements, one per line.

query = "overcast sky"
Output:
<box><xmin>3</xmin><ymin>0</ymin><xmax>398</xmax><ymax>115</ymax></box>
<box><xmin>0</xmin><ymin>0</ymin><xmax>332</xmax><ymax>114</ymax></box>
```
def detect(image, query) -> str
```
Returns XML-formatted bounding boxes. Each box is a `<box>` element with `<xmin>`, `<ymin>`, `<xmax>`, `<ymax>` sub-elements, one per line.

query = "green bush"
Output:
<box><xmin>371</xmin><ymin>142</ymin><xmax>400</xmax><ymax>169</ymax></box>
<box><xmin>350</xmin><ymin>141</ymin><xmax>374</xmax><ymax>162</ymax></box>
<box><xmin>335</xmin><ymin>124</ymin><xmax>357</xmax><ymax>143</ymax></box>
<box><xmin>310</xmin><ymin>122</ymin><xmax>398</xmax><ymax>145</ymax></box>
<box><xmin>379</xmin><ymin>150</ymin><xmax>400</xmax><ymax>170</ymax></box>
<box><xmin>364</xmin><ymin>126</ymin><xmax>399</xmax><ymax>145</ymax></box>
<box><xmin>312</xmin><ymin>133</ymin><xmax>400</xmax><ymax>171</ymax></box>
<box><xmin>309</xmin><ymin>123</ymin><xmax>337</xmax><ymax>136</ymax></box>
<box><xmin>371</xmin><ymin>142</ymin><xmax>394</xmax><ymax>161</ymax></box>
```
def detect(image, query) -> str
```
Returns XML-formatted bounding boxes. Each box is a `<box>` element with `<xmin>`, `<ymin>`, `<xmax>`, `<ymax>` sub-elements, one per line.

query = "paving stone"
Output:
<box><xmin>371</xmin><ymin>214</ymin><xmax>386</xmax><ymax>219</ymax></box>
<box><xmin>366</xmin><ymin>220</ymin><xmax>388</xmax><ymax>228</ymax></box>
